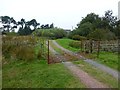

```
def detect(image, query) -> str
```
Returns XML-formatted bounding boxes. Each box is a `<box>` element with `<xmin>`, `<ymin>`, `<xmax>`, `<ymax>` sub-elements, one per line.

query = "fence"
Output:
<box><xmin>81</xmin><ymin>40</ymin><xmax>118</xmax><ymax>53</ymax></box>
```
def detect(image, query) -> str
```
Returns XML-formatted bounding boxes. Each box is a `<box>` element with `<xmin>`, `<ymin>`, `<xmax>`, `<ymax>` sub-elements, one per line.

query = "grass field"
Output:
<box><xmin>56</xmin><ymin>38</ymin><xmax>118</xmax><ymax>70</ymax></box>
<box><xmin>56</xmin><ymin>39</ymin><xmax>80</xmax><ymax>52</ymax></box>
<box><xmin>2</xmin><ymin>60</ymin><xmax>86</xmax><ymax>88</ymax></box>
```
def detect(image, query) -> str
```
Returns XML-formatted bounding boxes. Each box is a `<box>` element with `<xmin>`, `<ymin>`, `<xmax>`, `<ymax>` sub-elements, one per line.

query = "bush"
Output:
<box><xmin>14</xmin><ymin>46</ymin><xmax>35</xmax><ymax>61</ymax></box>
<box><xmin>72</xmin><ymin>35</ymin><xmax>81</xmax><ymax>40</ymax></box>
<box><xmin>2</xmin><ymin>36</ymin><xmax>37</xmax><ymax>61</ymax></box>
<box><xmin>34</xmin><ymin>28</ymin><xmax>67</xmax><ymax>39</ymax></box>
<box><xmin>69</xmin><ymin>41</ymin><xmax>81</xmax><ymax>48</ymax></box>
<box><xmin>72</xmin><ymin>35</ymin><xmax>87</xmax><ymax>41</ymax></box>
<box><xmin>37</xmin><ymin>50</ymin><xmax>42</xmax><ymax>60</ymax></box>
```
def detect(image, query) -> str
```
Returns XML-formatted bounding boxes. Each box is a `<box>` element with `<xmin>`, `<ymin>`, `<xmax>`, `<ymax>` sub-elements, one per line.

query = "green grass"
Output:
<box><xmin>3</xmin><ymin>60</ymin><xmax>86</xmax><ymax>88</ymax></box>
<box><xmin>56</xmin><ymin>38</ymin><xmax>118</xmax><ymax>70</ymax></box>
<box><xmin>94</xmin><ymin>52</ymin><xmax>118</xmax><ymax>70</ymax></box>
<box><xmin>56</xmin><ymin>39</ymin><xmax>80</xmax><ymax>52</ymax></box>
<box><xmin>49</xmin><ymin>40</ymin><xmax>62</xmax><ymax>54</ymax></box>
<box><xmin>73</xmin><ymin>60</ymin><xmax>118</xmax><ymax>88</ymax></box>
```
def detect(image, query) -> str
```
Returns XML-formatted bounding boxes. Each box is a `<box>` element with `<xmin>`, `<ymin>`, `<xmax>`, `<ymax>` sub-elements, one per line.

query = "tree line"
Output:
<box><xmin>0</xmin><ymin>16</ymin><xmax>54</xmax><ymax>35</ymax></box>
<box><xmin>69</xmin><ymin>10</ymin><xmax>120</xmax><ymax>40</ymax></box>
<box><xmin>0</xmin><ymin>10</ymin><xmax>120</xmax><ymax>39</ymax></box>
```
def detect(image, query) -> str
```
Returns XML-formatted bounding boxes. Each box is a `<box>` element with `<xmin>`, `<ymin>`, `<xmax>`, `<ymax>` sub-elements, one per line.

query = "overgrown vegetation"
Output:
<box><xmin>69</xmin><ymin>41</ymin><xmax>81</xmax><ymax>48</ymax></box>
<box><xmin>33</xmin><ymin>28</ymin><xmax>67</xmax><ymax>39</ymax></box>
<box><xmin>2</xmin><ymin>36</ymin><xmax>44</xmax><ymax>62</ymax></box>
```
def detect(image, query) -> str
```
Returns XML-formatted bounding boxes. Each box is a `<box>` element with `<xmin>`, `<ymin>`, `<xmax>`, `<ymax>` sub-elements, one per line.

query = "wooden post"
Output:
<box><xmin>48</xmin><ymin>40</ymin><xmax>50</xmax><ymax>64</ymax></box>
<box><xmin>97</xmin><ymin>40</ymin><xmax>100</xmax><ymax>58</ymax></box>
<box><xmin>90</xmin><ymin>39</ymin><xmax>93</xmax><ymax>53</ymax></box>
<box><xmin>81</xmin><ymin>40</ymin><xmax>83</xmax><ymax>52</ymax></box>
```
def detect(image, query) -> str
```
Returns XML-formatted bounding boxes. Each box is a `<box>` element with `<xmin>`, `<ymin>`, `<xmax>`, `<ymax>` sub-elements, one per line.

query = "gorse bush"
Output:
<box><xmin>69</xmin><ymin>41</ymin><xmax>81</xmax><ymax>48</ymax></box>
<box><xmin>2</xmin><ymin>36</ymin><xmax>39</xmax><ymax>61</ymax></box>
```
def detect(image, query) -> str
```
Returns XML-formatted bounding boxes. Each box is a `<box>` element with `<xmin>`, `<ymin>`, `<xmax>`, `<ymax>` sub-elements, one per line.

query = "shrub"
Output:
<box><xmin>72</xmin><ymin>35</ymin><xmax>81</xmax><ymax>40</ymax></box>
<box><xmin>72</xmin><ymin>35</ymin><xmax>86</xmax><ymax>41</ymax></box>
<box><xmin>2</xmin><ymin>36</ymin><xmax>37</xmax><ymax>61</ymax></box>
<box><xmin>69</xmin><ymin>41</ymin><xmax>81</xmax><ymax>48</ymax></box>
<box><xmin>15</xmin><ymin>46</ymin><xmax>35</xmax><ymax>61</ymax></box>
<box><xmin>37</xmin><ymin>50</ymin><xmax>42</xmax><ymax>60</ymax></box>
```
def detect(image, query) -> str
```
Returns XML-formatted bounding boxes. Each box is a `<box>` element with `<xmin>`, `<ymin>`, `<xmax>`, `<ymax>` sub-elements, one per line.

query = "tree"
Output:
<box><xmin>0</xmin><ymin>16</ymin><xmax>11</xmax><ymax>32</ymax></box>
<box><xmin>17</xmin><ymin>18</ymin><xmax>25</xmax><ymax>29</ymax></box>
<box><xmin>41</xmin><ymin>24</ymin><xmax>44</xmax><ymax>29</ymax></box>
<box><xmin>10</xmin><ymin>17</ymin><xmax>17</xmax><ymax>32</ymax></box>
<box><xmin>40</xmin><ymin>24</ymin><xmax>52</xmax><ymax>29</ymax></box>
<box><xmin>76</xmin><ymin>22</ymin><xmax>93</xmax><ymax>36</ymax></box>
<box><xmin>102</xmin><ymin>10</ymin><xmax>117</xmax><ymax>32</ymax></box>
<box><xmin>44</xmin><ymin>24</ymin><xmax>49</xmax><ymax>29</ymax></box>
<box><xmin>0</xmin><ymin>16</ymin><xmax>17</xmax><ymax>33</ymax></box>
<box><xmin>114</xmin><ymin>20</ymin><xmax>120</xmax><ymax>38</ymax></box>
<box><xmin>17</xmin><ymin>18</ymin><xmax>33</xmax><ymax>35</ymax></box>
<box><xmin>77</xmin><ymin>13</ymin><xmax>101</xmax><ymax>30</ymax></box>
<box><xmin>27</xmin><ymin>19</ymin><xmax>40</xmax><ymax>30</ymax></box>
<box><xmin>50</xmin><ymin>23</ymin><xmax>54</xmax><ymax>28</ymax></box>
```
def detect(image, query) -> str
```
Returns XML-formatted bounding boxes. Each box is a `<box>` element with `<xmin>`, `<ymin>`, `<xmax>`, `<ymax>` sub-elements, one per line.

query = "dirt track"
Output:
<box><xmin>48</xmin><ymin>40</ymin><xmax>108</xmax><ymax>88</ymax></box>
<box><xmin>52</xmin><ymin>40</ymin><xmax>119</xmax><ymax>80</ymax></box>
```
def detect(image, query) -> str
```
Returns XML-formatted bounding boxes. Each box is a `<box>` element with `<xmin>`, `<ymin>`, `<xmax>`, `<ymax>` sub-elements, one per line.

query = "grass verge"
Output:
<box><xmin>3</xmin><ymin>60</ymin><xmax>86</xmax><ymax>88</ymax></box>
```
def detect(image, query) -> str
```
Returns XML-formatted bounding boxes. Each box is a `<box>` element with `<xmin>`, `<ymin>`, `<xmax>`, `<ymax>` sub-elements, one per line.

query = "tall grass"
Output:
<box><xmin>2</xmin><ymin>36</ymin><xmax>42</xmax><ymax>61</ymax></box>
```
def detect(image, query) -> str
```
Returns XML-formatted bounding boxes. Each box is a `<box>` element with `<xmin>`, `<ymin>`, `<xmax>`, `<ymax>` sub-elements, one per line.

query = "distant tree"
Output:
<box><xmin>24</xmin><ymin>25</ymin><xmax>32</xmax><ymax>35</ymax></box>
<box><xmin>77</xmin><ymin>13</ymin><xmax>101</xmax><ymax>30</ymax></box>
<box><xmin>27</xmin><ymin>19</ymin><xmax>40</xmax><ymax>30</ymax></box>
<box><xmin>44</xmin><ymin>24</ymin><xmax>49</xmax><ymax>29</ymax></box>
<box><xmin>40</xmin><ymin>24</ymin><xmax>51</xmax><ymax>29</ymax></box>
<box><xmin>41</xmin><ymin>24</ymin><xmax>44</xmax><ymax>29</ymax></box>
<box><xmin>17</xmin><ymin>18</ymin><xmax>26</xmax><ymax>29</ymax></box>
<box><xmin>34</xmin><ymin>28</ymin><xmax>66</xmax><ymax>39</ymax></box>
<box><xmin>77</xmin><ymin>22</ymin><xmax>93</xmax><ymax>36</ymax></box>
<box><xmin>0</xmin><ymin>16</ymin><xmax>17</xmax><ymax>33</ymax></box>
<box><xmin>17</xmin><ymin>18</ymin><xmax>33</xmax><ymax>35</ymax></box>
<box><xmin>69</xmin><ymin>10</ymin><xmax>118</xmax><ymax>39</ymax></box>
<box><xmin>0</xmin><ymin>16</ymin><xmax>11</xmax><ymax>32</ymax></box>
<box><xmin>102</xmin><ymin>10</ymin><xmax>117</xmax><ymax>31</ymax></box>
<box><xmin>50</xmin><ymin>23</ymin><xmax>54</xmax><ymax>28</ymax></box>
<box><xmin>114</xmin><ymin>20</ymin><xmax>120</xmax><ymax>38</ymax></box>
<box><xmin>18</xmin><ymin>26</ymin><xmax>32</xmax><ymax>35</ymax></box>
<box><xmin>10</xmin><ymin>17</ymin><xmax>17</xmax><ymax>32</ymax></box>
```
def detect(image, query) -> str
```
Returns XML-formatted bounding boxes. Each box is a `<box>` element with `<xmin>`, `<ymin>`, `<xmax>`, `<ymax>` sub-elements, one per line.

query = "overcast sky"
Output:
<box><xmin>0</xmin><ymin>0</ymin><xmax>119</xmax><ymax>30</ymax></box>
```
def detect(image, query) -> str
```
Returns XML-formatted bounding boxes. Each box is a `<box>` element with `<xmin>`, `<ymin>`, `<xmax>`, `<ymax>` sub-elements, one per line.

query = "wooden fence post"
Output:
<box><xmin>48</xmin><ymin>40</ymin><xmax>50</xmax><ymax>64</ymax></box>
<box><xmin>90</xmin><ymin>39</ymin><xmax>93</xmax><ymax>53</ymax></box>
<box><xmin>81</xmin><ymin>40</ymin><xmax>83</xmax><ymax>52</ymax></box>
<box><xmin>97</xmin><ymin>40</ymin><xmax>100</xmax><ymax>58</ymax></box>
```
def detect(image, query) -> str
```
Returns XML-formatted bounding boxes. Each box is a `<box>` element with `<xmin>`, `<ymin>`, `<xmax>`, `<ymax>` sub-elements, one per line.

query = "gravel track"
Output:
<box><xmin>48</xmin><ymin>40</ymin><xmax>108</xmax><ymax>88</ymax></box>
<box><xmin>52</xmin><ymin>40</ymin><xmax>119</xmax><ymax>80</ymax></box>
